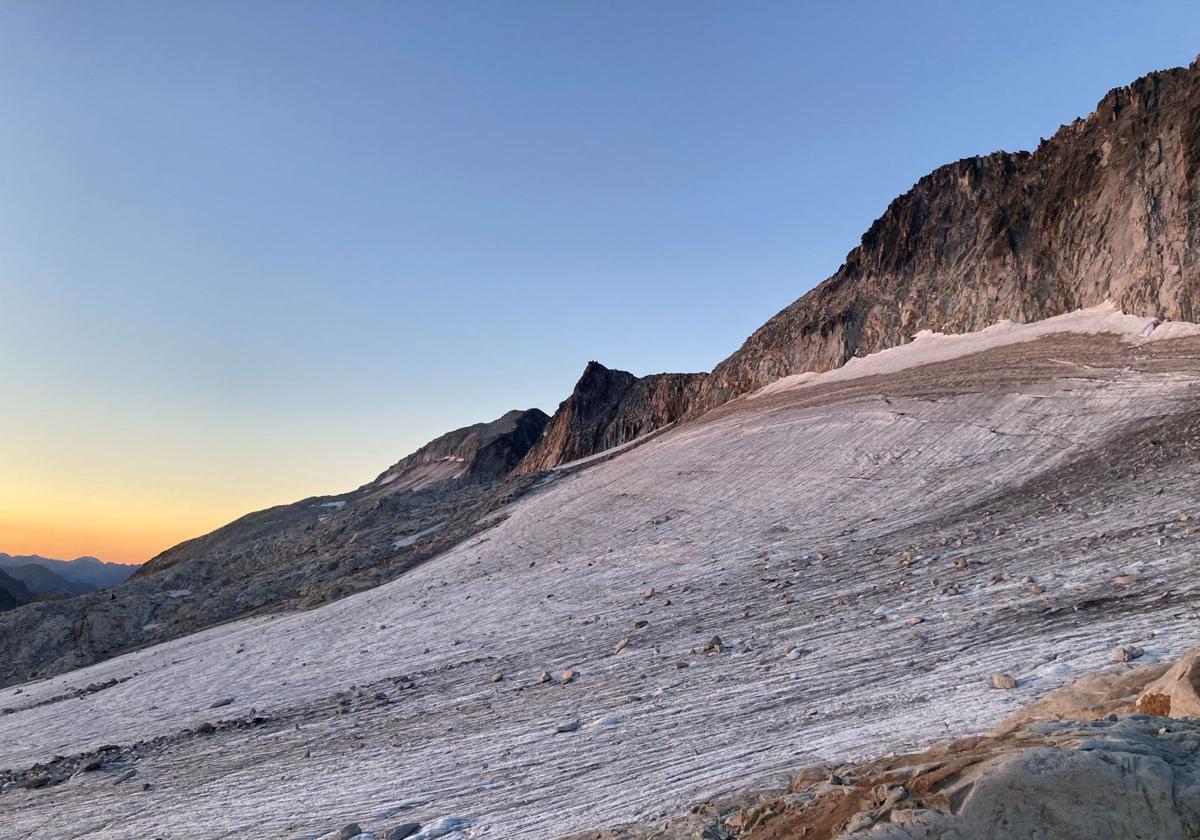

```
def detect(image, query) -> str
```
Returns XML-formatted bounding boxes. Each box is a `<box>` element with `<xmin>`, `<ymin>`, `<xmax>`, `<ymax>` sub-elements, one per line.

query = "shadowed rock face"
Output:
<box><xmin>0</xmin><ymin>569</ymin><xmax>30</xmax><ymax>612</ymax></box>
<box><xmin>701</xmin><ymin>58</ymin><xmax>1200</xmax><ymax>407</ymax></box>
<box><xmin>513</xmin><ymin>362</ymin><xmax>706</xmax><ymax>474</ymax></box>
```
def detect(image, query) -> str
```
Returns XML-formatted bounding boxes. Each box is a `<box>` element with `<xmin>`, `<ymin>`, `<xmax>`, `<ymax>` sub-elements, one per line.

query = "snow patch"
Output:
<box><xmin>751</xmin><ymin>302</ymin><xmax>1200</xmax><ymax>399</ymax></box>
<box><xmin>394</xmin><ymin>522</ymin><xmax>447</xmax><ymax>549</ymax></box>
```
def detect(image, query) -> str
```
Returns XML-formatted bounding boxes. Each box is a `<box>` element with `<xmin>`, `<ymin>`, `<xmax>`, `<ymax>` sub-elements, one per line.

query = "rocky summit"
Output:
<box><xmin>513</xmin><ymin>363</ymin><xmax>706</xmax><ymax>475</ymax></box>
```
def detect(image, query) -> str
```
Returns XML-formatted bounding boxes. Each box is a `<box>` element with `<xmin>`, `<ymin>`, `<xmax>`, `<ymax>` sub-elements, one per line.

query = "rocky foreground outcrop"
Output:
<box><xmin>570</xmin><ymin>650</ymin><xmax>1200</xmax><ymax>840</ymax></box>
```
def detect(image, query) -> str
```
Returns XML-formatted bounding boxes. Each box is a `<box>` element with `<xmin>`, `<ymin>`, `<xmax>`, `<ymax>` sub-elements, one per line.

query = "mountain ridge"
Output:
<box><xmin>518</xmin><ymin>56</ymin><xmax>1200</xmax><ymax>470</ymax></box>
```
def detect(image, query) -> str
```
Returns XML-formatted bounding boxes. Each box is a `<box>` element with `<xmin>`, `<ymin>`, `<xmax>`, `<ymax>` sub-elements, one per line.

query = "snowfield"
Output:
<box><xmin>4</xmin><ymin>318</ymin><xmax>1200</xmax><ymax>838</ymax></box>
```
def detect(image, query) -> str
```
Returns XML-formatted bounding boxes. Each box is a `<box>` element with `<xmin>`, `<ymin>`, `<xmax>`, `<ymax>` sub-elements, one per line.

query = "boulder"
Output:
<box><xmin>1137</xmin><ymin>646</ymin><xmax>1200</xmax><ymax>717</ymax></box>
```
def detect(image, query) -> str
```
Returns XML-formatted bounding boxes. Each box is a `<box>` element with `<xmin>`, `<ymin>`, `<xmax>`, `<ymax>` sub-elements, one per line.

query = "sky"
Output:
<box><xmin>2</xmin><ymin>1</ymin><xmax>1199</xmax><ymax>564</ymax></box>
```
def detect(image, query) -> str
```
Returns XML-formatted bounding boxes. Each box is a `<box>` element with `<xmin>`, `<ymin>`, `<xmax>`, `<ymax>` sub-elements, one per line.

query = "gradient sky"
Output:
<box><xmin>2</xmin><ymin>2</ymin><xmax>1199</xmax><ymax>564</ymax></box>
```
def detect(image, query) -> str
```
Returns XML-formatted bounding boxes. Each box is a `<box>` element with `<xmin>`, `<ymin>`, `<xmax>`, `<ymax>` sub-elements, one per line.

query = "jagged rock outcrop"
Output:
<box><xmin>700</xmin><ymin>57</ymin><xmax>1200</xmax><ymax>406</ymax></box>
<box><xmin>513</xmin><ymin>362</ymin><xmax>706</xmax><ymax>474</ymax></box>
<box><xmin>372</xmin><ymin>408</ymin><xmax>549</xmax><ymax>492</ymax></box>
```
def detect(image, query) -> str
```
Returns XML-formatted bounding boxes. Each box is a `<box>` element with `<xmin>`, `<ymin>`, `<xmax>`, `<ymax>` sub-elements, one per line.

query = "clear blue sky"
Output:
<box><xmin>2</xmin><ymin>1</ymin><xmax>1199</xmax><ymax>562</ymax></box>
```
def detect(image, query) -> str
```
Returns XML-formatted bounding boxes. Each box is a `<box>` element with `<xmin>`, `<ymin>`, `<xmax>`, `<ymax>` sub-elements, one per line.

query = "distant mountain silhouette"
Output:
<box><xmin>0</xmin><ymin>553</ymin><xmax>137</xmax><ymax>592</ymax></box>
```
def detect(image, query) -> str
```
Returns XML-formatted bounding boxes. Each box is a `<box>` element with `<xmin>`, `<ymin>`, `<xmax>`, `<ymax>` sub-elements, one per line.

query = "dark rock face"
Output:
<box><xmin>0</xmin><ymin>568</ymin><xmax>31</xmax><ymax>612</ymax></box>
<box><xmin>513</xmin><ymin>363</ymin><xmax>706</xmax><ymax>475</ymax></box>
<box><xmin>372</xmin><ymin>408</ymin><xmax>550</xmax><ymax>492</ymax></box>
<box><xmin>702</xmin><ymin>59</ymin><xmax>1200</xmax><ymax>405</ymax></box>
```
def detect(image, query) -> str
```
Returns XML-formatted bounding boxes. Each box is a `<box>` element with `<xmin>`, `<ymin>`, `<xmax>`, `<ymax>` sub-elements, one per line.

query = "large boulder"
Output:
<box><xmin>1137</xmin><ymin>646</ymin><xmax>1200</xmax><ymax>718</ymax></box>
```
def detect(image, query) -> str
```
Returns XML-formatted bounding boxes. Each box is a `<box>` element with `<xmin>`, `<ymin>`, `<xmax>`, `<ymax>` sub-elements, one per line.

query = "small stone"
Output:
<box><xmin>24</xmin><ymin>774</ymin><xmax>50</xmax><ymax>790</ymax></box>
<box><xmin>641</xmin><ymin>587</ymin><xmax>655</xmax><ymax>599</ymax></box>
<box><xmin>554</xmin><ymin>720</ymin><xmax>581</xmax><ymax>734</ymax></box>
<box><xmin>330</xmin><ymin>824</ymin><xmax>363</xmax><ymax>840</ymax></box>
<box><xmin>904</xmin><ymin>616</ymin><xmax>924</xmax><ymax>626</ymax></box>
<box><xmin>703</xmin><ymin>635</ymin><xmax>723</xmax><ymax>654</ymax></box>
<box><xmin>490</xmin><ymin>672</ymin><xmax>504</xmax><ymax>683</ymax></box>
<box><xmin>209</xmin><ymin>697</ymin><xmax>235</xmax><ymax>709</ymax></box>
<box><xmin>613</xmin><ymin>638</ymin><xmax>629</xmax><ymax>655</ymax></box>
<box><xmin>113</xmin><ymin>769</ymin><xmax>137</xmax><ymax>786</ymax></box>
<box><xmin>561</xmin><ymin>669</ymin><xmax>578</xmax><ymax>685</ymax></box>
<box><xmin>537</xmin><ymin>671</ymin><xmax>552</xmax><ymax>684</ymax></box>
<box><xmin>1114</xmin><ymin>645</ymin><xmax>1144</xmax><ymax>662</ymax></box>
<box><xmin>991</xmin><ymin>673</ymin><xmax>1017</xmax><ymax>690</ymax></box>
<box><xmin>785</xmin><ymin>646</ymin><xmax>811</xmax><ymax>659</ymax></box>
<box><xmin>633</xmin><ymin>620</ymin><xmax>649</xmax><ymax>630</ymax></box>
<box><xmin>386</xmin><ymin>825</ymin><xmax>421</xmax><ymax>840</ymax></box>
<box><xmin>1112</xmin><ymin>574</ymin><xmax>1138</xmax><ymax>586</ymax></box>
<box><xmin>80</xmin><ymin>758</ymin><xmax>104</xmax><ymax>772</ymax></box>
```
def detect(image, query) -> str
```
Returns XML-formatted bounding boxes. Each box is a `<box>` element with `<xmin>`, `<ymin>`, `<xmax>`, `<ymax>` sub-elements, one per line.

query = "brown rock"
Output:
<box><xmin>1136</xmin><ymin>647</ymin><xmax>1200</xmax><ymax>717</ymax></box>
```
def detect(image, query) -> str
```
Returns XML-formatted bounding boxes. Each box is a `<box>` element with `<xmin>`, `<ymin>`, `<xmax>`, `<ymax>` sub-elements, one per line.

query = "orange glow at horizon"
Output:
<box><xmin>0</xmin><ymin>492</ymin><xmax>248</xmax><ymax>565</ymax></box>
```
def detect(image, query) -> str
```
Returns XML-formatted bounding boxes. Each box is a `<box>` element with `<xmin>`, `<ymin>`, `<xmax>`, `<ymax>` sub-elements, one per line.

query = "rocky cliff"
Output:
<box><xmin>513</xmin><ymin>363</ymin><xmax>706</xmax><ymax>474</ymax></box>
<box><xmin>702</xmin><ymin>58</ymin><xmax>1200</xmax><ymax>405</ymax></box>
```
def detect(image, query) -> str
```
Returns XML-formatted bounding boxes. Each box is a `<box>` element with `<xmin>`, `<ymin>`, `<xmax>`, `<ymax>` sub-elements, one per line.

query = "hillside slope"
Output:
<box><xmin>0</xmin><ymin>409</ymin><xmax>549</xmax><ymax>687</ymax></box>
<box><xmin>3</xmin><ymin>316</ymin><xmax>1200</xmax><ymax>837</ymax></box>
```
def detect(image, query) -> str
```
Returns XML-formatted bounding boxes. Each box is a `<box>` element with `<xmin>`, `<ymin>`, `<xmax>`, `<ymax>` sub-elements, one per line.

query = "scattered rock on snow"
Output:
<box><xmin>555</xmin><ymin>721</ymin><xmax>581</xmax><ymax>734</ymax></box>
<box><xmin>1113</xmin><ymin>645</ymin><xmax>1144</xmax><ymax>662</ymax></box>
<box><xmin>385</xmin><ymin>824</ymin><xmax>421</xmax><ymax>840</ymax></box>
<box><xmin>992</xmin><ymin>673</ymin><xmax>1018</xmax><ymax>690</ymax></box>
<box><xmin>411</xmin><ymin>817</ymin><xmax>471</xmax><ymax>839</ymax></box>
